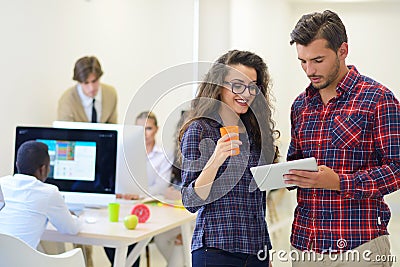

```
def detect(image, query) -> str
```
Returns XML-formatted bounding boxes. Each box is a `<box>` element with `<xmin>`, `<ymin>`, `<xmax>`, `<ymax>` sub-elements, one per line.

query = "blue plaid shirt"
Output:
<box><xmin>181</xmin><ymin>117</ymin><xmax>272</xmax><ymax>255</ymax></box>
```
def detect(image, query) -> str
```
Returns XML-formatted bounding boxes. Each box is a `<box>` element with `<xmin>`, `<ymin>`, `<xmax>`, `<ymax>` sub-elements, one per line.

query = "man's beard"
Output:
<box><xmin>311</xmin><ymin>57</ymin><xmax>340</xmax><ymax>90</ymax></box>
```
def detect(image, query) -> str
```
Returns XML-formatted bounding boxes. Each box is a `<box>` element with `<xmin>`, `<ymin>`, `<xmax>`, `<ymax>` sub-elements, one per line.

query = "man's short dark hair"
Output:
<box><xmin>16</xmin><ymin>141</ymin><xmax>49</xmax><ymax>176</ymax></box>
<box><xmin>290</xmin><ymin>10</ymin><xmax>348</xmax><ymax>52</ymax></box>
<box><xmin>73</xmin><ymin>56</ymin><xmax>103</xmax><ymax>83</ymax></box>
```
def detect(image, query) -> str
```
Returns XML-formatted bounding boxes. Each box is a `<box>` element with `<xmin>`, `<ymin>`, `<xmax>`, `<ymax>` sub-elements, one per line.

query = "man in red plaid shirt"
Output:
<box><xmin>285</xmin><ymin>10</ymin><xmax>400</xmax><ymax>266</ymax></box>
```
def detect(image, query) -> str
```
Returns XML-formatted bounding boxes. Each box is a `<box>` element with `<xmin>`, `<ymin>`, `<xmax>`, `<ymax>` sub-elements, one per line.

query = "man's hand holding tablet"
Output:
<box><xmin>250</xmin><ymin>157</ymin><xmax>318</xmax><ymax>190</ymax></box>
<box><xmin>284</xmin><ymin>164</ymin><xmax>341</xmax><ymax>191</ymax></box>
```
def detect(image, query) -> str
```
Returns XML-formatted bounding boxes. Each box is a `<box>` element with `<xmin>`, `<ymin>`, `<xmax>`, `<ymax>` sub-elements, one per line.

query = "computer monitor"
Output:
<box><xmin>52</xmin><ymin>121</ymin><xmax>149</xmax><ymax>198</ymax></box>
<box><xmin>14</xmin><ymin>126</ymin><xmax>118</xmax><ymax>208</ymax></box>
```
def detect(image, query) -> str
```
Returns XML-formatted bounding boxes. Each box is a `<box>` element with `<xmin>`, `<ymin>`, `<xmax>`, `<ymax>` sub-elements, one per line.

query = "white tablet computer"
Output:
<box><xmin>250</xmin><ymin>157</ymin><xmax>318</xmax><ymax>191</ymax></box>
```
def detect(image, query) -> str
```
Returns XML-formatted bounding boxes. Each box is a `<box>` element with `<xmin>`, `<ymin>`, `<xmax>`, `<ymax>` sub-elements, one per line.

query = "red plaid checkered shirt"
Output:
<box><xmin>287</xmin><ymin>65</ymin><xmax>400</xmax><ymax>253</ymax></box>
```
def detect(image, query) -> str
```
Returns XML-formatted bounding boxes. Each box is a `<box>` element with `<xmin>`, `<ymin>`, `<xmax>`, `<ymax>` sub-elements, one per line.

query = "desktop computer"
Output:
<box><xmin>52</xmin><ymin>121</ymin><xmax>149</xmax><ymax>198</ymax></box>
<box><xmin>14</xmin><ymin>126</ymin><xmax>118</xmax><ymax>208</ymax></box>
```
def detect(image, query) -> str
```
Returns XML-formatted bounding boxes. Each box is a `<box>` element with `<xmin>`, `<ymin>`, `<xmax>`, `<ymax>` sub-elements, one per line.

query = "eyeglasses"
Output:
<box><xmin>223</xmin><ymin>81</ymin><xmax>261</xmax><ymax>96</ymax></box>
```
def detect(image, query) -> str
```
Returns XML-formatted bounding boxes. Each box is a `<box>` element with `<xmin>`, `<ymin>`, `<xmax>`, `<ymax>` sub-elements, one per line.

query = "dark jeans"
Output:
<box><xmin>104</xmin><ymin>245</ymin><xmax>140</xmax><ymax>267</ymax></box>
<box><xmin>192</xmin><ymin>247</ymin><xmax>270</xmax><ymax>267</ymax></box>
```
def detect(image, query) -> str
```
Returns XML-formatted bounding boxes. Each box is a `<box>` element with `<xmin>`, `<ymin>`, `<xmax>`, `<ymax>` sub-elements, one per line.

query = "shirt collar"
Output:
<box><xmin>11</xmin><ymin>174</ymin><xmax>38</xmax><ymax>183</ymax></box>
<box><xmin>201</xmin><ymin>112</ymin><xmax>223</xmax><ymax>128</ymax></box>
<box><xmin>337</xmin><ymin>65</ymin><xmax>360</xmax><ymax>95</ymax></box>
<box><xmin>76</xmin><ymin>84</ymin><xmax>102</xmax><ymax>108</ymax></box>
<box><xmin>148</xmin><ymin>144</ymin><xmax>163</xmax><ymax>158</ymax></box>
<box><xmin>152</xmin><ymin>144</ymin><xmax>163</xmax><ymax>153</ymax></box>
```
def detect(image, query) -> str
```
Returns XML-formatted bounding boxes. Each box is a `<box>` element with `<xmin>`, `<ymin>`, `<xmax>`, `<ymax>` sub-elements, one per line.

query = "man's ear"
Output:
<box><xmin>338</xmin><ymin>42</ymin><xmax>348</xmax><ymax>59</ymax></box>
<box><xmin>38</xmin><ymin>164</ymin><xmax>48</xmax><ymax>181</ymax></box>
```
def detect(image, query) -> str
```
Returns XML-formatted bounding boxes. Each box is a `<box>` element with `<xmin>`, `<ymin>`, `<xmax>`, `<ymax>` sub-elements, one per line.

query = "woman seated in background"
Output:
<box><xmin>135</xmin><ymin>111</ymin><xmax>172</xmax><ymax>197</ymax></box>
<box><xmin>137</xmin><ymin>111</ymin><xmax>185</xmax><ymax>267</ymax></box>
<box><xmin>111</xmin><ymin>111</ymin><xmax>185</xmax><ymax>267</ymax></box>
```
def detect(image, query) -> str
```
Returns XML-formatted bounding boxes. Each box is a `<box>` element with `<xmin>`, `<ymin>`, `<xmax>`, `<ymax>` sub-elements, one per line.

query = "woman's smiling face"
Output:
<box><xmin>220</xmin><ymin>64</ymin><xmax>257</xmax><ymax>115</ymax></box>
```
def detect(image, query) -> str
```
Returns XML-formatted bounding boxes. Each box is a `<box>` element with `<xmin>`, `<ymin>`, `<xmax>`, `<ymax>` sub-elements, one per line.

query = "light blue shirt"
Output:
<box><xmin>0</xmin><ymin>174</ymin><xmax>81</xmax><ymax>249</ymax></box>
<box><xmin>147</xmin><ymin>144</ymin><xmax>172</xmax><ymax>196</ymax></box>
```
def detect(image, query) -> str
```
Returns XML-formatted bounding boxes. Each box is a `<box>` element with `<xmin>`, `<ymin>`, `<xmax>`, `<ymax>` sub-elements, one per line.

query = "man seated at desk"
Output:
<box><xmin>0</xmin><ymin>140</ymin><xmax>81</xmax><ymax>249</ymax></box>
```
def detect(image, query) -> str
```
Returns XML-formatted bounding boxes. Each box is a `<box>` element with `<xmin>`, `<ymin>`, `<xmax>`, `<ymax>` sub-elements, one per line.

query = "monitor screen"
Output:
<box><xmin>52</xmin><ymin>121</ymin><xmax>149</xmax><ymax>198</ymax></box>
<box><xmin>14</xmin><ymin>126</ymin><xmax>118</xmax><ymax>198</ymax></box>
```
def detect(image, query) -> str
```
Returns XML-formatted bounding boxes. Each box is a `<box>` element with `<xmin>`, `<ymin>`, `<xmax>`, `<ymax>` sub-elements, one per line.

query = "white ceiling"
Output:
<box><xmin>287</xmin><ymin>0</ymin><xmax>400</xmax><ymax>2</ymax></box>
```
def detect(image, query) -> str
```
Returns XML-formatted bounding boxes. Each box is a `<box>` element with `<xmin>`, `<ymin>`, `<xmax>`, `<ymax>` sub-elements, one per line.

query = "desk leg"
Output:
<box><xmin>126</xmin><ymin>237</ymin><xmax>152</xmax><ymax>267</ymax></box>
<box><xmin>114</xmin><ymin>246</ymin><xmax>128</xmax><ymax>267</ymax></box>
<box><xmin>181</xmin><ymin>222</ymin><xmax>192</xmax><ymax>267</ymax></box>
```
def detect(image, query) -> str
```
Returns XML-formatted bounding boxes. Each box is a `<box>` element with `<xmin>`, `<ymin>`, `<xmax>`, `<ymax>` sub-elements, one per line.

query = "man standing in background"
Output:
<box><xmin>58</xmin><ymin>55</ymin><xmax>118</xmax><ymax>123</ymax></box>
<box><xmin>55</xmin><ymin>55</ymin><xmax>118</xmax><ymax>266</ymax></box>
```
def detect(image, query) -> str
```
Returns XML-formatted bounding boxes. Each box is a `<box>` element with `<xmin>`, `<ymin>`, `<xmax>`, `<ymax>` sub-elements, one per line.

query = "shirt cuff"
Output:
<box><xmin>182</xmin><ymin>182</ymin><xmax>206</xmax><ymax>213</ymax></box>
<box><xmin>340</xmin><ymin>173</ymin><xmax>361</xmax><ymax>199</ymax></box>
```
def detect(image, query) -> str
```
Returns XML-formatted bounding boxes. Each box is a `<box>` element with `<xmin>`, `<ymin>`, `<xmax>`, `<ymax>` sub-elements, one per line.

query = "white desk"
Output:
<box><xmin>41</xmin><ymin>203</ymin><xmax>196</xmax><ymax>267</ymax></box>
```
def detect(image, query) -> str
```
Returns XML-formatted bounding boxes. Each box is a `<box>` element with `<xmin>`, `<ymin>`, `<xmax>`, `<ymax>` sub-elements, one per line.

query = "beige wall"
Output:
<box><xmin>0</xmin><ymin>0</ymin><xmax>399</xmax><ymax>175</ymax></box>
<box><xmin>217</xmin><ymin>0</ymin><xmax>400</xmax><ymax>159</ymax></box>
<box><xmin>0</xmin><ymin>0</ymin><xmax>195</xmax><ymax>175</ymax></box>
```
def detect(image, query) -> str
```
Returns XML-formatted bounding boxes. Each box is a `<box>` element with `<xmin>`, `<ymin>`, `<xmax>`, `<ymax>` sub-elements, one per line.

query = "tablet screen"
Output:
<box><xmin>250</xmin><ymin>157</ymin><xmax>318</xmax><ymax>190</ymax></box>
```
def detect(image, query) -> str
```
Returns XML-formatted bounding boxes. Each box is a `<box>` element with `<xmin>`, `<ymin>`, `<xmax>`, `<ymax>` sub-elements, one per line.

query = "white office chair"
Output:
<box><xmin>0</xmin><ymin>233</ymin><xmax>85</xmax><ymax>267</ymax></box>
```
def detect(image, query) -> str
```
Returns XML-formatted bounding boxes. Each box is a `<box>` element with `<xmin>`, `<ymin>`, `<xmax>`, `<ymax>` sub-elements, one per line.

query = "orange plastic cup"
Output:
<box><xmin>220</xmin><ymin>126</ymin><xmax>240</xmax><ymax>156</ymax></box>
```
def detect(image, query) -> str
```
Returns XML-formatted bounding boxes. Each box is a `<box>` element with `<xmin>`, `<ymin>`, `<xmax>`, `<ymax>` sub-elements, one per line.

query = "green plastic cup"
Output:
<box><xmin>108</xmin><ymin>202</ymin><xmax>120</xmax><ymax>222</ymax></box>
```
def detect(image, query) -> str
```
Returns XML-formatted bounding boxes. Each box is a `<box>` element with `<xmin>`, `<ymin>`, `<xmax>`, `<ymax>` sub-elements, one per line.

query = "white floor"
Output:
<box><xmin>90</xmin><ymin>189</ymin><xmax>400</xmax><ymax>267</ymax></box>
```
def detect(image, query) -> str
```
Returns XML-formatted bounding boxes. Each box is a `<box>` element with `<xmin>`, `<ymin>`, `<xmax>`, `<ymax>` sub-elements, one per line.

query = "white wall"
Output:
<box><xmin>286</xmin><ymin>1</ymin><xmax>400</xmax><ymax>155</ymax></box>
<box><xmin>225</xmin><ymin>0</ymin><xmax>400</xmax><ymax>159</ymax></box>
<box><xmin>229</xmin><ymin>0</ymin><xmax>294</xmax><ymax>159</ymax></box>
<box><xmin>198</xmin><ymin>0</ymin><xmax>231</xmax><ymax>62</ymax></box>
<box><xmin>288</xmin><ymin>1</ymin><xmax>400</xmax><ymax>99</ymax></box>
<box><xmin>0</xmin><ymin>0</ymin><xmax>194</xmax><ymax>175</ymax></box>
<box><xmin>1</xmin><ymin>0</ymin><xmax>399</xmax><ymax>174</ymax></box>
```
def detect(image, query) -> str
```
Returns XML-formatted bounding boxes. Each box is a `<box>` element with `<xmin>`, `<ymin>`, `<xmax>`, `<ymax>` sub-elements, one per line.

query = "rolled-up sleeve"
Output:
<box><xmin>180</xmin><ymin>121</ymin><xmax>214</xmax><ymax>213</ymax></box>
